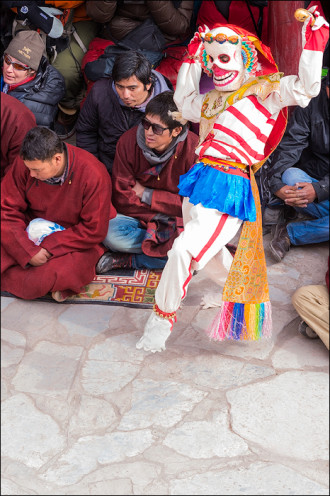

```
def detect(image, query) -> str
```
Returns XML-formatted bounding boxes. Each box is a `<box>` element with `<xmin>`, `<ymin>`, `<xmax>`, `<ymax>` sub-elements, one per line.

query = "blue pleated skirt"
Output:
<box><xmin>178</xmin><ymin>162</ymin><xmax>256</xmax><ymax>222</ymax></box>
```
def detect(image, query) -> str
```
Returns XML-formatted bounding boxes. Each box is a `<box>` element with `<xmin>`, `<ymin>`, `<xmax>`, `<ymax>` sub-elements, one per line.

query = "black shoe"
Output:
<box><xmin>298</xmin><ymin>320</ymin><xmax>318</xmax><ymax>339</ymax></box>
<box><xmin>269</xmin><ymin>223</ymin><xmax>291</xmax><ymax>263</ymax></box>
<box><xmin>283</xmin><ymin>204</ymin><xmax>298</xmax><ymax>221</ymax></box>
<box><xmin>96</xmin><ymin>252</ymin><xmax>133</xmax><ymax>274</ymax></box>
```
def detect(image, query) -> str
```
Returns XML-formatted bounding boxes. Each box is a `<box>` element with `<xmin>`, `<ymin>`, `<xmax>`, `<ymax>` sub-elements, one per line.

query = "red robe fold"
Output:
<box><xmin>1</xmin><ymin>143</ymin><xmax>116</xmax><ymax>299</ymax></box>
<box><xmin>1</xmin><ymin>93</ymin><xmax>37</xmax><ymax>180</ymax></box>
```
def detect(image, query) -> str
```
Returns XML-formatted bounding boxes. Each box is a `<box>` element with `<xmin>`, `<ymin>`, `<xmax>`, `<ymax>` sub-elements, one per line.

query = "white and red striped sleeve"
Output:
<box><xmin>300</xmin><ymin>5</ymin><xmax>329</xmax><ymax>94</ymax></box>
<box><xmin>174</xmin><ymin>26</ymin><xmax>209</xmax><ymax>123</ymax></box>
<box><xmin>263</xmin><ymin>8</ymin><xmax>329</xmax><ymax>113</ymax></box>
<box><xmin>174</xmin><ymin>59</ymin><xmax>205</xmax><ymax>123</ymax></box>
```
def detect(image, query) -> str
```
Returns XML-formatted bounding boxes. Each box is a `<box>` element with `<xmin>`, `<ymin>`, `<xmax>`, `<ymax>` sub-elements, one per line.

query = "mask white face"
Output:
<box><xmin>201</xmin><ymin>27</ymin><xmax>245</xmax><ymax>92</ymax></box>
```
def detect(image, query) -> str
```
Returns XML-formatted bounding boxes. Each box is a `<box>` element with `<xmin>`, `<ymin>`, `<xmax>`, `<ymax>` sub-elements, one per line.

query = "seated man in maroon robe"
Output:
<box><xmin>96</xmin><ymin>90</ymin><xmax>199</xmax><ymax>273</ymax></box>
<box><xmin>1</xmin><ymin>126</ymin><xmax>116</xmax><ymax>301</ymax></box>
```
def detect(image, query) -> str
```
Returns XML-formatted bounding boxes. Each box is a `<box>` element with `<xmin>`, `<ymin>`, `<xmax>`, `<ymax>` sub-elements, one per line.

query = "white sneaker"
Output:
<box><xmin>136</xmin><ymin>312</ymin><xmax>172</xmax><ymax>353</ymax></box>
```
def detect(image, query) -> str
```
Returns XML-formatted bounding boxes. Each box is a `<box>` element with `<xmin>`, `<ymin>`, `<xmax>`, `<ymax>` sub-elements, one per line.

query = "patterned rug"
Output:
<box><xmin>1</xmin><ymin>269</ymin><xmax>163</xmax><ymax>308</ymax></box>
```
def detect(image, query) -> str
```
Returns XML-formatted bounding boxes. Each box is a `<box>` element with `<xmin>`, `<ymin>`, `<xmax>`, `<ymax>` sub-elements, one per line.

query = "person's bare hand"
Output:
<box><xmin>275</xmin><ymin>184</ymin><xmax>298</xmax><ymax>201</ymax></box>
<box><xmin>285</xmin><ymin>182</ymin><xmax>316</xmax><ymax>207</ymax></box>
<box><xmin>132</xmin><ymin>180</ymin><xmax>145</xmax><ymax>199</ymax></box>
<box><xmin>29</xmin><ymin>248</ymin><xmax>52</xmax><ymax>266</ymax></box>
<box><xmin>275</xmin><ymin>182</ymin><xmax>316</xmax><ymax>208</ymax></box>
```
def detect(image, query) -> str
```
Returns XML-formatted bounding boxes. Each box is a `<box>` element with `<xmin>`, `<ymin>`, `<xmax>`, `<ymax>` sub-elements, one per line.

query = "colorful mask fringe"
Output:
<box><xmin>241</xmin><ymin>37</ymin><xmax>258</xmax><ymax>74</ymax></box>
<box><xmin>199</xmin><ymin>48</ymin><xmax>213</xmax><ymax>76</ymax></box>
<box><xmin>208</xmin><ymin>300</ymin><xmax>272</xmax><ymax>341</ymax></box>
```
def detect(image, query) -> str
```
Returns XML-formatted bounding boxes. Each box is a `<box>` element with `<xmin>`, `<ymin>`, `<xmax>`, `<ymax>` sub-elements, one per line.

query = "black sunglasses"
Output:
<box><xmin>141</xmin><ymin>117</ymin><xmax>170</xmax><ymax>136</ymax></box>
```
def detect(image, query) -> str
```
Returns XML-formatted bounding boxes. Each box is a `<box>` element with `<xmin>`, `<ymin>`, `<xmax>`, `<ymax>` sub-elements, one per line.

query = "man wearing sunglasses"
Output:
<box><xmin>95</xmin><ymin>91</ymin><xmax>198</xmax><ymax>273</ymax></box>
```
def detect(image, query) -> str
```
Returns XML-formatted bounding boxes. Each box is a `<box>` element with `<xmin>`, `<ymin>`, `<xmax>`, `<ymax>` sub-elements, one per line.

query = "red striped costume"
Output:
<box><xmin>136</xmin><ymin>9</ymin><xmax>329</xmax><ymax>353</ymax></box>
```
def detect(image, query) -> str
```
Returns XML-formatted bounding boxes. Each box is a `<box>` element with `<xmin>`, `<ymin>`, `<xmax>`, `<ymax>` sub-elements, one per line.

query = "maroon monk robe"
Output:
<box><xmin>1</xmin><ymin>143</ymin><xmax>116</xmax><ymax>299</ymax></box>
<box><xmin>1</xmin><ymin>93</ymin><xmax>37</xmax><ymax>180</ymax></box>
<box><xmin>112</xmin><ymin>126</ymin><xmax>198</xmax><ymax>257</ymax></box>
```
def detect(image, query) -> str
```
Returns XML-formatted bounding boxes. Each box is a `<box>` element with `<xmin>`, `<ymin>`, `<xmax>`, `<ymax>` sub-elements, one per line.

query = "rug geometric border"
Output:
<box><xmin>1</xmin><ymin>269</ymin><xmax>163</xmax><ymax>308</ymax></box>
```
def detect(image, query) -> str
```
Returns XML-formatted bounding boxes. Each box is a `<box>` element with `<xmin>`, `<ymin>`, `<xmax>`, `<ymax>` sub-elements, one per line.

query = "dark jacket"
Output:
<box><xmin>85</xmin><ymin>0</ymin><xmax>193</xmax><ymax>44</ymax></box>
<box><xmin>75</xmin><ymin>71</ymin><xmax>171</xmax><ymax>174</ymax></box>
<box><xmin>268</xmin><ymin>79</ymin><xmax>329</xmax><ymax>203</ymax></box>
<box><xmin>2</xmin><ymin>56</ymin><xmax>65</xmax><ymax>129</ymax></box>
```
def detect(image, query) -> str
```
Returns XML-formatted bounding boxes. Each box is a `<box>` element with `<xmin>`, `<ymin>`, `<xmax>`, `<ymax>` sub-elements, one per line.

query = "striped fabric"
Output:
<box><xmin>196</xmin><ymin>95</ymin><xmax>277</xmax><ymax>166</ymax></box>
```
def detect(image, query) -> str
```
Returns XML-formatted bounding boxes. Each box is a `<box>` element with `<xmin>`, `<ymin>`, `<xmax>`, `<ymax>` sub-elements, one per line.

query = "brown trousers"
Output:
<box><xmin>292</xmin><ymin>285</ymin><xmax>329</xmax><ymax>350</ymax></box>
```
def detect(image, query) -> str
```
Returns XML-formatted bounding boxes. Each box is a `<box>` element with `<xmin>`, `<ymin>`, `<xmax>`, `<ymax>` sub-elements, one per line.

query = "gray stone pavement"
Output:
<box><xmin>1</xmin><ymin>234</ymin><xmax>329</xmax><ymax>495</ymax></box>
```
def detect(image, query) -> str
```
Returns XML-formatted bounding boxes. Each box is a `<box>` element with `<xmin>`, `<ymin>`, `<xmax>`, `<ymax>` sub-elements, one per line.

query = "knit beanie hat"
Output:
<box><xmin>5</xmin><ymin>30</ymin><xmax>45</xmax><ymax>71</ymax></box>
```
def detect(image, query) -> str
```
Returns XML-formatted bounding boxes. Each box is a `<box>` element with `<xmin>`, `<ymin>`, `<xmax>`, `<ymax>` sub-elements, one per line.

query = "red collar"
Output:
<box><xmin>7</xmin><ymin>74</ymin><xmax>36</xmax><ymax>91</ymax></box>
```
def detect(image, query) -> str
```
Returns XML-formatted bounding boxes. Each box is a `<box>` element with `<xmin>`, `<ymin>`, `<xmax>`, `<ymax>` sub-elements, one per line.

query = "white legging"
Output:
<box><xmin>155</xmin><ymin>197</ymin><xmax>242</xmax><ymax>313</ymax></box>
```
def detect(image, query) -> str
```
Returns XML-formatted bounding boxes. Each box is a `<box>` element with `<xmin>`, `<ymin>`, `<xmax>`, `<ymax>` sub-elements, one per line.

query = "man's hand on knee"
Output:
<box><xmin>275</xmin><ymin>183</ymin><xmax>316</xmax><ymax>208</ymax></box>
<box><xmin>284</xmin><ymin>182</ymin><xmax>316</xmax><ymax>207</ymax></box>
<box><xmin>275</xmin><ymin>184</ymin><xmax>299</xmax><ymax>202</ymax></box>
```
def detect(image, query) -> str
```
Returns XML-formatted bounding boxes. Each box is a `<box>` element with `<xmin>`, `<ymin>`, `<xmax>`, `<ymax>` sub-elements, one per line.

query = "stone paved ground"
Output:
<box><xmin>1</xmin><ymin>234</ymin><xmax>329</xmax><ymax>495</ymax></box>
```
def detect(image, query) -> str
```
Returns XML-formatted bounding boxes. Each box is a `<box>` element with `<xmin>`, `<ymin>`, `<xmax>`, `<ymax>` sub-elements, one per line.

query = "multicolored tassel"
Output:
<box><xmin>241</xmin><ymin>38</ymin><xmax>258</xmax><ymax>75</ymax></box>
<box><xmin>207</xmin><ymin>300</ymin><xmax>272</xmax><ymax>341</ymax></box>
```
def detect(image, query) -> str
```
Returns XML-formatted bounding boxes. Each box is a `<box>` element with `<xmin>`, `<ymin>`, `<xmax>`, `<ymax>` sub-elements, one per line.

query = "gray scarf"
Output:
<box><xmin>136</xmin><ymin>123</ymin><xmax>188</xmax><ymax>166</ymax></box>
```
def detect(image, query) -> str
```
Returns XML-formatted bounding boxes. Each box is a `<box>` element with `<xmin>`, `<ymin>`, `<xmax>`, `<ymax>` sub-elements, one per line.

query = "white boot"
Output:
<box><xmin>136</xmin><ymin>312</ymin><xmax>172</xmax><ymax>353</ymax></box>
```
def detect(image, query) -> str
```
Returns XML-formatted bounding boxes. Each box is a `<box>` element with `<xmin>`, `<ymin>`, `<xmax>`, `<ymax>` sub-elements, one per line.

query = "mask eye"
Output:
<box><xmin>208</xmin><ymin>55</ymin><xmax>214</xmax><ymax>63</ymax></box>
<box><xmin>219</xmin><ymin>54</ymin><xmax>230</xmax><ymax>63</ymax></box>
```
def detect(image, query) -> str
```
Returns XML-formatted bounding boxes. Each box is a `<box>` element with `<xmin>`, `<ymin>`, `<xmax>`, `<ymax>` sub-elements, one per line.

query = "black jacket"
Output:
<box><xmin>268</xmin><ymin>78</ymin><xmax>329</xmax><ymax>203</ymax></box>
<box><xmin>85</xmin><ymin>0</ymin><xmax>193</xmax><ymax>45</ymax></box>
<box><xmin>76</xmin><ymin>71</ymin><xmax>171</xmax><ymax>175</ymax></box>
<box><xmin>6</xmin><ymin>56</ymin><xmax>65</xmax><ymax>129</ymax></box>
